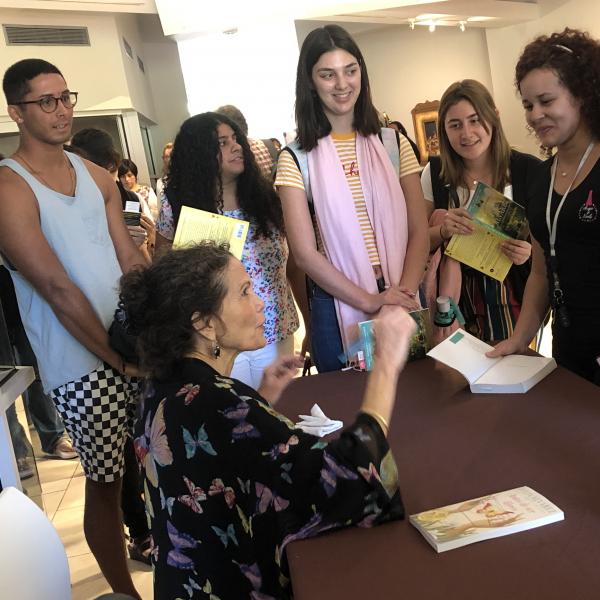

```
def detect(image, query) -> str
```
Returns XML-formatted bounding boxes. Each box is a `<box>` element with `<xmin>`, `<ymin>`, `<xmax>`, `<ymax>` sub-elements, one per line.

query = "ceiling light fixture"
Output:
<box><xmin>429</xmin><ymin>21</ymin><xmax>436</xmax><ymax>33</ymax></box>
<box><xmin>409</xmin><ymin>19</ymin><xmax>415</xmax><ymax>30</ymax></box>
<box><xmin>459</xmin><ymin>21</ymin><xmax>466</xmax><ymax>32</ymax></box>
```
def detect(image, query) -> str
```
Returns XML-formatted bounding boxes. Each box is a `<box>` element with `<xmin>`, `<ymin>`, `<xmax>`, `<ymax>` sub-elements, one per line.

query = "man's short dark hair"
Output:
<box><xmin>70</xmin><ymin>128</ymin><xmax>121</xmax><ymax>172</ymax></box>
<box><xmin>3</xmin><ymin>59</ymin><xmax>63</xmax><ymax>105</ymax></box>
<box><xmin>215</xmin><ymin>105</ymin><xmax>249</xmax><ymax>136</ymax></box>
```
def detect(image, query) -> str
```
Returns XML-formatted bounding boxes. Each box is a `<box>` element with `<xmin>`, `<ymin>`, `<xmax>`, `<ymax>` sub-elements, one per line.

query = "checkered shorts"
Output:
<box><xmin>49</xmin><ymin>364</ymin><xmax>138</xmax><ymax>483</ymax></box>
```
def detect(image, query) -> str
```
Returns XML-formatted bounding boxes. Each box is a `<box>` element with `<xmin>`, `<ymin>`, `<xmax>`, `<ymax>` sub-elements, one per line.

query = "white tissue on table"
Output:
<box><xmin>295</xmin><ymin>403</ymin><xmax>343</xmax><ymax>437</ymax></box>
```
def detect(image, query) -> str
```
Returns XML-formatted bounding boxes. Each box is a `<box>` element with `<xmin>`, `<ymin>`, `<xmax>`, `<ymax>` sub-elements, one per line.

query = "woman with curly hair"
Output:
<box><xmin>276</xmin><ymin>25</ymin><xmax>429</xmax><ymax>373</ymax></box>
<box><xmin>155</xmin><ymin>112</ymin><xmax>300</xmax><ymax>388</ymax></box>
<box><xmin>120</xmin><ymin>242</ymin><xmax>411</xmax><ymax>599</ymax></box>
<box><xmin>489</xmin><ymin>29</ymin><xmax>600</xmax><ymax>385</ymax></box>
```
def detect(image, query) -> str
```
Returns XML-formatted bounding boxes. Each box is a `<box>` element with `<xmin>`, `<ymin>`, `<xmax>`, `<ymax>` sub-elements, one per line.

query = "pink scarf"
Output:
<box><xmin>422</xmin><ymin>208</ymin><xmax>462</xmax><ymax>343</ymax></box>
<box><xmin>307</xmin><ymin>133</ymin><xmax>408</xmax><ymax>354</ymax></box>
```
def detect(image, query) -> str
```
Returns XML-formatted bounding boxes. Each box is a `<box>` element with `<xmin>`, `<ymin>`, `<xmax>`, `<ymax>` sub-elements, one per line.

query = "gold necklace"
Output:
<box><xmin>14</xmin><ymin>152</ymin><xmax>75</xmax><ymax>196</ymax></box>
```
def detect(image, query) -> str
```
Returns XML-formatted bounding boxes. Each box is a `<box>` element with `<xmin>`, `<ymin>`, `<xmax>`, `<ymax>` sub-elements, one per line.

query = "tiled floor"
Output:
<box><xmin>36</xmin><ymin>453</ymin><xmax>154</xmax><ymax>599</ymax></box>
<box><xmin>15</xmin><ymin>400</ymin><xmax>153</xmax><ymax>599</ymax></box>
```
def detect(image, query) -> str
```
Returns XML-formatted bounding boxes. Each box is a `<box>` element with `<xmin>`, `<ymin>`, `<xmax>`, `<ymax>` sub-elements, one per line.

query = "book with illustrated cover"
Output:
<box><xmin>358</xmin><ymin>308</ymin><xmax>432</xmax><ymax>371</ymax></box>
<box><xmin>444</xmin><ymin>182</ymin><xmax>529</xmax><ymax>282</ymax></box>
<box><xmin>410</xmin><ymin>486</ymin><xmax>564</xmax><ymax>553</ymax></box>
<box><xmin>173</xmin><ymin>206</ymin><xmax>249</xmax><ymax>260</ymax></box>
<box><xmin>426</xmin><ymin>329</ymin><xmax>556</xmax><ymax>393</ymax></box>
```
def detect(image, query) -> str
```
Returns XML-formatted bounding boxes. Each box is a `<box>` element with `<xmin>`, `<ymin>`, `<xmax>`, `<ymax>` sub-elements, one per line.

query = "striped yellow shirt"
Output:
<box><xmin>275</xmin><ymin>131</ymin><xmax>420</xmax><ymax>263</ymax></box>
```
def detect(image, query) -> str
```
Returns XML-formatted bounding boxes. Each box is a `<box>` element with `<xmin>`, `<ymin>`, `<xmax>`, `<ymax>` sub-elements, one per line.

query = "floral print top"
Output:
<box><xmin>156</xmin><ymin>194</ymin><xmax>298</xmax><ymax>344</ymax></box>
<box><xmin>135</xmin><ymin>358</ymin><xmax>404</xmax><ymax>599</ymax></box>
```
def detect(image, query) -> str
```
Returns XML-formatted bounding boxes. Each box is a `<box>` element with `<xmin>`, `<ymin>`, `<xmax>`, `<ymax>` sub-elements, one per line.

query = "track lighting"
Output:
<box><xmin>409</xmin><ymin>19</ymin><xmax>415</xmax><ymax>30</ymax></box>
<box><xmin>459</xmin><ymin>21</ymin><xmax>466</xmax><ymax>32</ymax></box>
<box><xmin>428</xmin><ymin>21</ymin><xmax>436</xmax><ymax>33</ymax></box>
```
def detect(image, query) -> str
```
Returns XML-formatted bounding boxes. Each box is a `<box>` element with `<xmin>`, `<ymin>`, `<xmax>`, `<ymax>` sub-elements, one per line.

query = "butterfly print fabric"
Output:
<box><xmin>135</xmin><ymin>358</ymin><xmax>404</xmax><ymax>599</ymax></box>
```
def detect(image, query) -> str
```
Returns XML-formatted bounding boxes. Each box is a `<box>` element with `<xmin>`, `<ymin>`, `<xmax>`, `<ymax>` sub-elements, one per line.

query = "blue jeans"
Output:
<box><xmin>308</xmin><ymin>281</ymin><xmax>344</xmax><ymax>373</ymax></box>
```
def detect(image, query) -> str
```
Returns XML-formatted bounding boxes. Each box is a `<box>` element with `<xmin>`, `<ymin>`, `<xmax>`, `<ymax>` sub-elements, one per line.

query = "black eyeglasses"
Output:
<box><xmin>14</xmin><ymin>91</ymin><xmax>78</xmax><ymax>113</ymax></box>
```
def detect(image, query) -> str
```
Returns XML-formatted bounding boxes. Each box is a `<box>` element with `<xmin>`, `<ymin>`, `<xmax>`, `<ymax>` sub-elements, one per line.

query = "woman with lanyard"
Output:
<box><xmin>490</xmin><ymin>29</ymin><xmax>600</xmax><ymax>386</ymax></box>
<box><xmin>276</xmin><ymin>25</ymin><xmax>429</xmax><ymax>372</ymax></box>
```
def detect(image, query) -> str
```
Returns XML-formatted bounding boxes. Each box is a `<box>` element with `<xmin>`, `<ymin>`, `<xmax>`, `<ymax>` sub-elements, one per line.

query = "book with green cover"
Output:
<box><xmin>410</xmin><ymin>486</ymin><xmax>564</xmax><ymax>553</ymax></box>
<box><xmin>444</xmin><ymin>182</ymin><xmax>529</xmax><ymax>282</ymax></box>
<box><xmin>358</xmin><ymin>308</ymin><xmax>432</xmax><ymax>371</ymax></box>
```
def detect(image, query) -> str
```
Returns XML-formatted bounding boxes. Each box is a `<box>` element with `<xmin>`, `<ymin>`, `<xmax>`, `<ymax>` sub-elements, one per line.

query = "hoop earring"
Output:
<box><xmin>213</xmin><ymin>342</ymin><xmax>221</xmax><ymax>358</ymax></box>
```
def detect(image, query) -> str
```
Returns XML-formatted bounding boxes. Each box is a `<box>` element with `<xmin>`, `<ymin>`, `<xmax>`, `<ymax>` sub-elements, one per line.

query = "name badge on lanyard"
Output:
<box><xmin>545</xmin><ymin>142</ymin><xmax>594</xmax><ymax>328</ymax></box>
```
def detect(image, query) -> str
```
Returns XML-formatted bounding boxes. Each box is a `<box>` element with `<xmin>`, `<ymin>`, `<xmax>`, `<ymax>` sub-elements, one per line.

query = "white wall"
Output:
<box><xmin>114</xmin><ymin>12</ymin><xmax>157</xmax><ymax>122</ymax></box>
<box><xmin>139</xmin><ymin>14</ymin><xmax>189</xmax><ymax>172</ymax></box>
<box><xmin>0</xmin><ymin>9</ymin><xmax>128</xmax><ymax>121</ymax></box>
<box><xmin>176</xmin><ymin>19</ymin><xmax>299</xmax><ymax>140</ymax></box>
<box><xmin>353</xmin><ymin>25</ymin><xmax>494</xmax><ymax>141</ymax></box>
<box><xmin>486</xmin><ymin>0</ymin><xmax>600</xmax><ymax>156</ymax></box>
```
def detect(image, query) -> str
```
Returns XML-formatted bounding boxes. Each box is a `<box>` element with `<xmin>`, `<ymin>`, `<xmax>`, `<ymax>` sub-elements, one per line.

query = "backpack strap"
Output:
<box><xmin>379</xmin><ymin>127</ymin><xmax>400</xmax><ymax>179</ymax></box>
<box><xmin>282</xmin><ymin>141</ymin><xmax>313</xmax><ymax>211</ymax></box>
<box><xmin>429</xmin><ymin>155</ymin><xmax>451</xmax><ymax>210</ymax></box>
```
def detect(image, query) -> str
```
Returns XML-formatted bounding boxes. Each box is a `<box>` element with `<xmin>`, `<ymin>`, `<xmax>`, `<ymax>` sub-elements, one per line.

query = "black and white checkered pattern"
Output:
<box><xmin>50</xmin><ymin>364</ymin><xmax>138</xmax><ymax>483</ymax></box>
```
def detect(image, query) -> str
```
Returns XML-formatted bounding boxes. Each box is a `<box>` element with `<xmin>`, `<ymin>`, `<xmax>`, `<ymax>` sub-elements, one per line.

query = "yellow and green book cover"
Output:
<box><xmin>444</xmin><ymin>182</ymin><xmax>529</xmax><ymax>282</ymax></box>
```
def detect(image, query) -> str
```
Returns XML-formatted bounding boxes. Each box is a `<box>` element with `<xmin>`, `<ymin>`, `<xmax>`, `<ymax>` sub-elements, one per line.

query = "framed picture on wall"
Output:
<box><xmin>411</xmin><ymin>100</ymin><xmax>440</xmax><ymax>166</ymax></box>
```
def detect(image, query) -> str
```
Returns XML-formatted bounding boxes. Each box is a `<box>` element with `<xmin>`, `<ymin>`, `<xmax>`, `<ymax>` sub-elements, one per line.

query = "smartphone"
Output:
<box><xmin>124</xmin><ymin>211</ymin><xmax>141</xmax><ymax>226</ymax></box>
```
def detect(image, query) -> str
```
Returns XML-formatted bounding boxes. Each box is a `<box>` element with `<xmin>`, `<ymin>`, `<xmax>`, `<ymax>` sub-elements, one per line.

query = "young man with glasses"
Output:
<box><xmin>0</xmin><ymin>59</ymin><xmax>147</xmax><ymax>599</ymax></box>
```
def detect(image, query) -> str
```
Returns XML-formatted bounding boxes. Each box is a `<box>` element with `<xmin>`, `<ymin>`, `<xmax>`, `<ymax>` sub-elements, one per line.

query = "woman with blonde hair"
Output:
<box><xmin>156</xmin><ymin>141</ymin><xmax>173</xmax><ymax>200</ymax></box>
<box><xmin>421</xmin><ymin>79</ymin><xmax>540</xmax><ymax>342</ymax></box>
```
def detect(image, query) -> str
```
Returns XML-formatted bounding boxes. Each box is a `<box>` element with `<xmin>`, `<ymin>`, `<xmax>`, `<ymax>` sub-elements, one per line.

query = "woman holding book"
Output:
<box><xmin>154</xmin><ymin>112</ymin><xmax>300</xmax><ymax>388</ymax></box>
<box><xmin>276</xmin><ymin>24</ymin><xmax>429</xmax><ymax>373</ymax></box>
<box><xmin>490</xmin><ymin>29</ymin><xmax>600</xmax><ymax>386</ymax></box>
<box><xmin>421</xmin><ymin>79</ymin><xmax>541</xmax><ymax>342</ymax></box>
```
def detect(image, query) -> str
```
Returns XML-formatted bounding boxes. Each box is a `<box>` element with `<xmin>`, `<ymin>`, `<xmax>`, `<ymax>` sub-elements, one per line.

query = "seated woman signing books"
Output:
<box><xmin>120</xmin><ymin>242</ymin><xmax>412</xmax><ymax>599</ymax></box>
<box><xmin>421</xmin><ymin>80</ymin><xmax>540</xmax><ymax>343</ymax></box>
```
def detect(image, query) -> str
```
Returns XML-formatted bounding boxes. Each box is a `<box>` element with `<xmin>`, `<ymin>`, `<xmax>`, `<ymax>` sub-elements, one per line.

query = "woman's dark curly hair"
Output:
<box><xmin>164</xmin><ymin>112</ymin><xmax>283</xmax><ymax>239</ymax></box>
<box><xmin>119</xmin><ymin>242</ymin><xmax>231</xmax><ymax>380</ymax></box>
<box><xmin>515</xmin><ymin>28</ymin><xmax>600</xmax><ymax>142</ymax></box>
<box><xmin>295</xmin><ymin>25</ymin><xmax>380</xmax><ymax>151</ymax></box>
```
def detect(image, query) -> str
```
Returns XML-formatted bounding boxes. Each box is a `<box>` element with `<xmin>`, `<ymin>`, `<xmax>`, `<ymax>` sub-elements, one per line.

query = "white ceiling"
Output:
<box><xmin>0</xmin><ymin>0</ymin><xmax>566</xmax><ymax>36</ymax></box>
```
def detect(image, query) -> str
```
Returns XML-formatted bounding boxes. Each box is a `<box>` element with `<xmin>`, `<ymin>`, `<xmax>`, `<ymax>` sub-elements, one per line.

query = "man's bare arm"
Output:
<box><xmin>0</xmin><ymin>167</ymin><xmax>125</xmax><ymax>372</ymax></box>
<box><xmin>84</xmin><ymin>159</ymin><xmax>149</xmax><ymax>273</ymax></box>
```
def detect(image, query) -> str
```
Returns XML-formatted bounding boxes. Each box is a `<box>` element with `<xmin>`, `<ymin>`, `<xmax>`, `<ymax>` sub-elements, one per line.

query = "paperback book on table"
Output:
<box><xmin>426</xmin><ymin>329</ymin><xmax>556</xmax><ymax>393</ymax></box>
<box><xmin>444</xmin><ymin>182</ymin><xmax>529</xmax><ymax>282</ymax></box>
<box><xmin>410</xmin><ymin>486</ymin><xmax>564</xmax><ymax>553</ymax></box>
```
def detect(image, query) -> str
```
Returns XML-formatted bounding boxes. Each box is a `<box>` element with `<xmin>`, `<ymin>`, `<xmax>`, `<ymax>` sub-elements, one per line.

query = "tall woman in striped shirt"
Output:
<box><xmin>276</xmin><ymin>24</ymin><xmax>429</xmax><ymax>372</ymax></box>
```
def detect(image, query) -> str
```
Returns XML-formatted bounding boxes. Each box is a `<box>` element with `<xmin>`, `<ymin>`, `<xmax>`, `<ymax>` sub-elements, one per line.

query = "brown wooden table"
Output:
<box><xmin>276</xmin><ymin>358</ymin><xmax>600</xmax><ymax>600</ymax></box>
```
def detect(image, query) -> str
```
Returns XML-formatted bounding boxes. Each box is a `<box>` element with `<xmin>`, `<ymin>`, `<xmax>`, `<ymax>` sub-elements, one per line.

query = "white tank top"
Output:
<box><xmin>1</xmin><ymin>151</ymin><xmax>122</xmax><ymax>391</ymax></box>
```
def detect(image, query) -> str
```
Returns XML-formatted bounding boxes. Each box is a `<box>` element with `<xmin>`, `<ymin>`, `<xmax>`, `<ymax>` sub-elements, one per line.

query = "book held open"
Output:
<box><xmin>410</xmin><ymin>486</ymin><xmax>564</xmax><ymax>553</ymax></box>
<box><xmin>426</xmin><ymin>329</ymin><xmax>556</xmax><ymax>393</ymax></box>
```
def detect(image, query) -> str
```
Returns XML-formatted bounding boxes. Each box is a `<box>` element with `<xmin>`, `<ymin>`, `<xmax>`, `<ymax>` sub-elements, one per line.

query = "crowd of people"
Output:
<box><xmin>0</xmin><ymin>22</ymin><xmax>598</xmax><ymax>600</ymax></box>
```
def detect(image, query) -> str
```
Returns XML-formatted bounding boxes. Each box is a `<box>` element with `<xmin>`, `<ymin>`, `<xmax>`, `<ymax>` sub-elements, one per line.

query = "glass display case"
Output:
<box><xmin>0</xmin><ymin>293</ymin><xmax>42</xmax><ymax>507</ymax></box>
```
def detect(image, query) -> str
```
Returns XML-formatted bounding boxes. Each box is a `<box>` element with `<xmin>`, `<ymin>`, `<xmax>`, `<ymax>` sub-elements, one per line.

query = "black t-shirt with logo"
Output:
<box><xmin>527</xmin><ymin>157</ymin><xmax>600</xmax><ymax>383</ymax></box>
<box><xmin>528</xmin><ymin>157</ymin><xmax>600</xmax><ymax>319</ymax></box>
